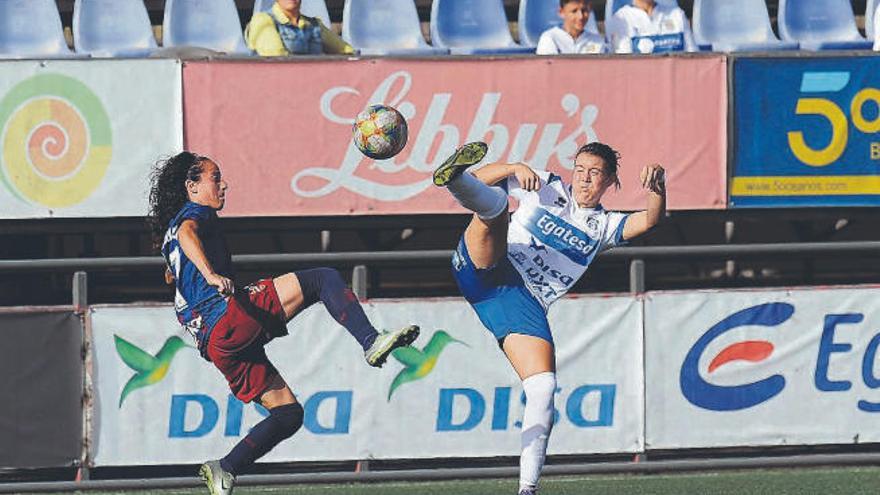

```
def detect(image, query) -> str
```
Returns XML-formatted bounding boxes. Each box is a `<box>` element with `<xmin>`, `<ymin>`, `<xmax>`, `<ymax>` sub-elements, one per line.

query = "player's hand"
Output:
<box><xmin>640</xmin><ymin>164</ymin><xmax>666</xmax><ymax>195</ymax></box>
<box><xmin>206</xmin><ymin>273</ymin><xmax>234</xmax><ymax>296</ymax></box>
<box><xmin>512</xmin><ymin>163</ymin><xmax>540</xmax><ymax>192</ymax></box>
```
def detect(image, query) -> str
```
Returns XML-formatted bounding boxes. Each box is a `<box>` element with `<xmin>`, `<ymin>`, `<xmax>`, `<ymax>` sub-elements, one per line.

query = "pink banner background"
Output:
<box><xmin>183</xmin><ymin>56</ymin><xmax>727</xmax><ymax>216</ymax></box>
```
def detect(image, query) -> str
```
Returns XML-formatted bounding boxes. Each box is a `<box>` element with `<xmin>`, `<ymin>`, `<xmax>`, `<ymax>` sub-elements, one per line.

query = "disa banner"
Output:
<box><xmin>0</xmin><ymin>60</ymin><xmax>182</xmax><ymax>219</ymax></box>
<box><xmin>732</xmin><ymin>56</ymin><xmax>880</xmax><ymax>207</ymax></box>
<box><xmin>183</xmin><ymin>57</ymin><xmax>727</xmax><ymax>216</ymax></box>
<box><xmin>90</xmin><ymin>296</ymin><xmax>643</xmax><ymax>465</ymax></box>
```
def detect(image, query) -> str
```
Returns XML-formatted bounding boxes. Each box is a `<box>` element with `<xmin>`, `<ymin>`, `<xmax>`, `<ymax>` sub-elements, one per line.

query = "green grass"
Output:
<box><xmin>43</xmin><ymin>466</ymin><xmax>880</xmax><ymax>495</ymax></box>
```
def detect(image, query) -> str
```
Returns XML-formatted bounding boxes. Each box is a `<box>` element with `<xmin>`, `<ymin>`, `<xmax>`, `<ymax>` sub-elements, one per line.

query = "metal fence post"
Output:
<box><xmin>73</xmin><ymin>271</ymin><xmax>88</xmax><ymax>314</ymax></box>
<box><xmin>352</xmin><ymin>265</ymin><xmax>368</xmax><ymax>300</ymax></box>
<box><xmin>630</xmin><ymin>259</ymin><xmax>645</xmax><ymax>294</ymax></box>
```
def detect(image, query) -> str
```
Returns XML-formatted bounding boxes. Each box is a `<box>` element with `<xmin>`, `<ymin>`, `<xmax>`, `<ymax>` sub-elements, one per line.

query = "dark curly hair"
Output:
<box><xmin>147</xmin><ymin>151</ymin><xmax>209</xmax><ymax>250</ymax></box>
<box><xmin>575</xmin><ymin>141</ymin><xmax>621</xmax><ymax>189</ymax></box>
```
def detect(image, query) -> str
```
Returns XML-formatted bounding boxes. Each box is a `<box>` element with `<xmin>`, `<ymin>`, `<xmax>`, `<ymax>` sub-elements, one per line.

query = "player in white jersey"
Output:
<box><xmin>433</xmin><ymin>141</ymin><xmax>665</xmax><ymax>495</ymax></box>
<box><xmin>607</xmin><ymin>0</ymin><xmax>697</xmax><ymax>54</ymax></box>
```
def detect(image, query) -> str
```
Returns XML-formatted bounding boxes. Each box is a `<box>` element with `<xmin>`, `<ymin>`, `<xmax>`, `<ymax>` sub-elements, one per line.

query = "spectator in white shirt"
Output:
<box><xmin>607</xmin><ymin>0</ymin><xmax>697</xmax><ymax>54</ymax></box>
<box><xmin>536</xmin><ymin>0</ymin><xmax>607</xmax><ymax>55</ymax></box>
<box><xmin>874</xmin><ymin>4</ymin><xmax>880</xmax><ymax>51</ymax></box>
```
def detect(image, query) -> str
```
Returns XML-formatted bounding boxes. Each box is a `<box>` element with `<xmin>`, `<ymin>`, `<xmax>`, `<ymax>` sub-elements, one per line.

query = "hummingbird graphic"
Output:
<box><xmin>115</xmin><ymin>334</ymin><xmax>189</xmax><ymax>408</ymax></box>
<box><xmin>387</xmin><ymin>330</ymin><xmax>465</xmax><ymax>401</ymax></box>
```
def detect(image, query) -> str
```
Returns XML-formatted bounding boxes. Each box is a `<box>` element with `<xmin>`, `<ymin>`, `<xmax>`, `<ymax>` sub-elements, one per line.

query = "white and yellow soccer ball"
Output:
<box><xmin>352</xmin><ymin>104</ymin><xmax>408</xmax><ymax>160</ymax></box>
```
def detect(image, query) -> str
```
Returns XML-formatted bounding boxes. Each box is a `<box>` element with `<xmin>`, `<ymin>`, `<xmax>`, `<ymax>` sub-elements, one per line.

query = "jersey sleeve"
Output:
<box><xmin>676</xmin><ymin>9</ymin><xmax>698</xmax><ymax>53</ymax></box>
<box><xmin>174</xmin><ymin>203</ymin><xmax>213</xmax><ymax>228</ymax></box>
<box><xmin>506</xmin><ymin>169</ymin><xmax>554</xmax><ymax>200</ymax></box>
<box><xmin>608</xmin><ymin>12</ymin><xmax>635</xmax><ymax>54</ymax></box>
<box><xmin>536</xmin><ymin>30</ymin><xmax>559</xmax><ymax>55</ymax></box>
<box><xmin>601</xmin><ymin>211</ymin><xmax>630</xmax><ymax>251</ymax></box>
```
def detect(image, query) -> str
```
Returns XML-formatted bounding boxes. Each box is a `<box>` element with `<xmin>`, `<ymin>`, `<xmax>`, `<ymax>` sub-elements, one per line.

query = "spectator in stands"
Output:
<box><xmin>536</xmin><ymin>0</ymin><xmax>607</xmax><ymax>54</ymax></box>
<box><xmin>875</xmin><ymin>4</ymin><xmax>880</xmax><ymax>51</ymax></box>
<box><xmin>606</xmin><ymin>0</ymin><xmax>697</xmax><ymax>54</ymax></box>
<box><xmin>246</xmin><ymin>0</ymin><xmax>354</xmax><ymax>55</ymax></box>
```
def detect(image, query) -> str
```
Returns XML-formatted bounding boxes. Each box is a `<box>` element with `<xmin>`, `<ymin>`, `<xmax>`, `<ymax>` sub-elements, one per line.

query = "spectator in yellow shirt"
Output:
<box><xmin>246</xmin><ymin>0</ymin><xmax>355</xmax><ymax>55</ymax></box>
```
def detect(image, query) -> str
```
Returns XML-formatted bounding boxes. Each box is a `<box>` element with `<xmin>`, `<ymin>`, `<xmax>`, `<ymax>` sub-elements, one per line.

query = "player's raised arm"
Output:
<box><xmin>473</xmin><ymin>162</ymin><xmax>541</xmax><ymax>191</ymax></box>
<box><xmin>622</xmin><ymin>163</ymin><xmax>666</xmax><ymax>240</ymax></box>
<box><xmin>177</xmin><ymin>219</ymin><xmax>234</xmax><ymax>295</ymax></box>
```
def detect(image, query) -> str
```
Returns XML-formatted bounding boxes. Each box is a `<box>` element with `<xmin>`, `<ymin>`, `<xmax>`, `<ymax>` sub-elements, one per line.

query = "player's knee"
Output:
<box><xmin>295</xmin><ymin>267</ymin><xmax>344</xmax><ymax>306</ymax></box>
<box><xmin>270</xmin><ymin>402</ymin><xmax>304</xmax><ymax>439</ymax></box>
<box><xmin>523</xmin><ymin>371</ymin><xmax>556</xmax><ymax>410</ymax></box>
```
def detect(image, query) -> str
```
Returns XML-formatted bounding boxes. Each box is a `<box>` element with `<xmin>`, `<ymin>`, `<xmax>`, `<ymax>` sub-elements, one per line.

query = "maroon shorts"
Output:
<box><xmin>206</xmin><ymin>279</ymin><xmax>288</xmax><ymax>403</ymax></box>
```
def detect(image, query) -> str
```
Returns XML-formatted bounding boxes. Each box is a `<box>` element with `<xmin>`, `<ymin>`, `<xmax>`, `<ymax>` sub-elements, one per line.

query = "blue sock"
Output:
<box><xmin>220</xmin><ymin>402</ymin><xmax>303</xmax><ymax>475</ymax></box>
<box><xmin>295</xmin><ymin>268</ymin><xmax>378</xmax><ymax>350</ymax></box>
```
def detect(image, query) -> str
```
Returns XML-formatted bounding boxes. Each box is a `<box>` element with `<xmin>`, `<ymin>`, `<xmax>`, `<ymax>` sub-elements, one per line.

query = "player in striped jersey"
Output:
<box><xmin>148</xmin><ymin>151</ymin><xmax>419</xmax><ymax>495</ymax></box>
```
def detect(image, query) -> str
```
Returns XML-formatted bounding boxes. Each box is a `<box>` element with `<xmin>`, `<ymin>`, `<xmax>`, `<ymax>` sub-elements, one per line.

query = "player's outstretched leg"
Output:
<box><xmin>282</xmin><ymin>268</ymin><xmax>419</xmax><ymax>367</ymax></box>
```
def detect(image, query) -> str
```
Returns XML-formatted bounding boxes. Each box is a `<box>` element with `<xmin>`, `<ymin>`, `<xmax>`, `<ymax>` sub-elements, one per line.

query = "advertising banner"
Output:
<box><xmin>645</xmin><ymin>286</ymin><xmax>880</xmax><ymax>449</ymax></box>
<box><xmin>91</xmin><ymin>295</ymin><xmax>642</xmax><ymax>466</ymax></box>
<box><xmin>0</xmin><ymin>310</ymin><xmax>82</xmax><ymax>468</ymax></box>
<box><xmin>0</xmin><ymin>60</ymin><xmax>182</xmax><ymax>218</ymax></box>
<box><xmin>731</xmin><ymin>56</ymin><xmax>880</xmax><ymax>207</ymax></box>
<box><xmin>183</xmin><ymin>57</ymin><xmax>726</xmax><ymax>216</ymax></box>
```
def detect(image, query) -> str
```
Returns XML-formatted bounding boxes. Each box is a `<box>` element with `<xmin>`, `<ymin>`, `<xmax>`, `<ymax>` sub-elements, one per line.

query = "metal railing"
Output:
<box><xmin>1</xmin><ymin>241</ymin><xmax>879</xmax><ymax>302</ymax></box>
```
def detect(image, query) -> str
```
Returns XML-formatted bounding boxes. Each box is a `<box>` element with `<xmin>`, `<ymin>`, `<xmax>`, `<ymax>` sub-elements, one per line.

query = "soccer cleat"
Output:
<box><xmin>518</xmin><ymin>488</ymin><xmax>537</xmax><ymax>495</ymax></box>
<box><xmin>432</xmin><ymin>141</ymin><xmax>488</xmax><ymax>187</ymax></box>
<box><xmin>365</xmin><ymin>325</ymin><xmax>420</xmax><ymax>367</ymax></box>
<box><xmin>199</xmin><ymin>460</ymin><xmax>235</xmax><ymax>495</ymax></box>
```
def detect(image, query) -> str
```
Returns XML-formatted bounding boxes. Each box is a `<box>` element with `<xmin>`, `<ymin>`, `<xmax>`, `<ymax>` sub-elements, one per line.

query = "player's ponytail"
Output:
<box><xmin>147</xmin><ymin>151</ymin><xmax>208</xmax><ymax>251</ymax></box>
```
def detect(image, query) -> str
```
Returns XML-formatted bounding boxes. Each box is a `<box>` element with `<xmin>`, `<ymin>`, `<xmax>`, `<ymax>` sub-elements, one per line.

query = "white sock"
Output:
<box><xmin>519</xmin><ymin>371</ymin><xmax>556</xmax><ymax>492</ymax></box>
<box><xmin>447</xmin><ymin>171</ymin><xmax>508</xmax><ymax>220</ymax></box>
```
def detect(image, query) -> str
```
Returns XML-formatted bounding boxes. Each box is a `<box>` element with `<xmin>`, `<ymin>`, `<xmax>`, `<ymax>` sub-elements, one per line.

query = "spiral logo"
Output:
<box><xmin>0</xmin><ymin>74</ymin><xmax>112</xmax><ymax>208</ymax></box>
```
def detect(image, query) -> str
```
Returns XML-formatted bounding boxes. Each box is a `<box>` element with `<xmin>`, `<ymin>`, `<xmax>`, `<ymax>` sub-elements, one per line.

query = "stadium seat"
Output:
<box><xmin>867</xmin><ymin>0</ymin><xmax>878</xmax><ymax>40</ymax></box>
<box><xmin>0</xmin><ymin>0</ymin><xmax>76</xmax><ymax>59</ymax></box>
<box><xmin>343</xmin><ymin>0</ymin><xmax>449</xmax><ymax>55</ymax></box>
<box><xmin>692</xmin><ymin>0</ymin><xmax>799</xmax><ymax>52</ymax></box>
<box><xmin>163</xmin><ymin>0</ymin><xmax>250</xmax><ymax>55</ymax></box>
<box><xmin>252</xmin><ymin>0</ymin><xmax>332</xmax><ymax>28</ymax></box>
<box><xmin>430</xmin><ymin>0</ymin><xmax>535</xmax><ymax>55</ymax></box>
<box><xmin>518</xmin><ymin>0</ymin><xmax>599</xmax><ymax>47</ymax></box>
<box><xmin>73</xmin><ymin>0</ymin><xmax>158</xmax><ymax>57</ymax></box>
<box><xmin>778</xmin><ymin>0</ymin><xmax>873</xmax><ymax>50</ymax></box>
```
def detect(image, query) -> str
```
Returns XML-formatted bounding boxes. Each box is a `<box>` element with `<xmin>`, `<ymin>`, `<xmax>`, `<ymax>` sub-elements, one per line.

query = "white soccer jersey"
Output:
<box><xmin>536</xmin><ymin>26</ymin><xmax>607</xmax><ymax>55</ymax></box>
<box><xmin>607</xmin><ymin>3</ymin><xmax>697</xmax><ymax>54</ymax></box>
<box><xmin>505</xmin><ymin>170</ymin><xmax>629</xmax><ymax>310</ymax></box>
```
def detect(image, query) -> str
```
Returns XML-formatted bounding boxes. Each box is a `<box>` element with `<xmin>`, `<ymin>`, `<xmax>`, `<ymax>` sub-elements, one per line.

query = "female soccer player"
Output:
<box><xmin>148</xmin><ymin>151</ymin><xmax>419</xmax><ymax>495</ymax></box>
<box><xmin>434</xmin><ymin>141</ymin><xmax>665</xmax><ymax>495</ymax></box>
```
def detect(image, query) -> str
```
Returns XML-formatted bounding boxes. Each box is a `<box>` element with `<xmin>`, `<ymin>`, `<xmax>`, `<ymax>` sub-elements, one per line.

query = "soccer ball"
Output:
<box><xmin>352</xmin><ymin>104</ymin><xmax>408</xmax><ymax>160</ymax></box>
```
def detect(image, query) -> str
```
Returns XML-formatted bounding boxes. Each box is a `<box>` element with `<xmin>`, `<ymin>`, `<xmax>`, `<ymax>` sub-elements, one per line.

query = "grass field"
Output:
<box><xmin>33</xmin><ymin>466</ymin><xmax>880</xmax><ymax>495</ymax></box>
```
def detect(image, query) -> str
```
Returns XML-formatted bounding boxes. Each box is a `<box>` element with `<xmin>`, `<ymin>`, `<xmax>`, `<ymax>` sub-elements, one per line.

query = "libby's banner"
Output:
<box><xmin>731</xmin><ymin>57</ymin><xmax>880</xmax><ymax>207</ymax></box>
<box><xmin>645</xmin><ymin>286</ymin><xmax>880</xmax><ymax>449</ymax></box>
<box><xmin>0</xmin><ymin>60</ymin><xmax>182</xmax><ymax>218</ymax></box>
<box><xmin>90</xmin><ymin>296</ymin><xmax>643</xmax><ymax>466</ymax></box>
<box><xmin>183</xmin><ymin>57</ymin><xmax>727</xmax><ymax>216</ymax></box>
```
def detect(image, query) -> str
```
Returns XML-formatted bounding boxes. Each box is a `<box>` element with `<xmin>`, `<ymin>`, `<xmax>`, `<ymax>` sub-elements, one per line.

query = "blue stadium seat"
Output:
<box><xmin>0</xmin><ymin>0</ymin><xmax>76</xmax><ymax>59</ymax></box>
<box><xmin>430</xmin><ymin>0</ymin><xmax>535</xmax><ymax>55</ymax></box>
<box><xmin>343</xmin><ymin>0</ymin><xmax>449</xmax><ymax>55</ymax></box>
<box><xmin>73</xmin><ymin>0</ymin><xmax>158</xmax><ymax>57</ymax></box>
<box><xmin>252</xmin><ymin>0</ymin><xmax>332</xmax><ymax>28</ymax></box>
<box><xmin>867</xmin><ymin>0</ymin><xmax>878</xmax><ymax>40</ymax></box>
<box><xmin>518</xmin><ymin>0</ymin><xmax>599</xmax><ymax>47</ymax></box>
<box><xmin>163</xmin><ymin>0</ymin><xmax>250</xmax><ymax>54</ymax></box>
<box><xmin>778</xmin><ymin>0</ymin><xmax>873</xmax><ymax>50</ymax></box>
<box><xmin>692</xmin><ymin>0</ymin><xmax>798</xmax><ymax>52</ymax></box>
